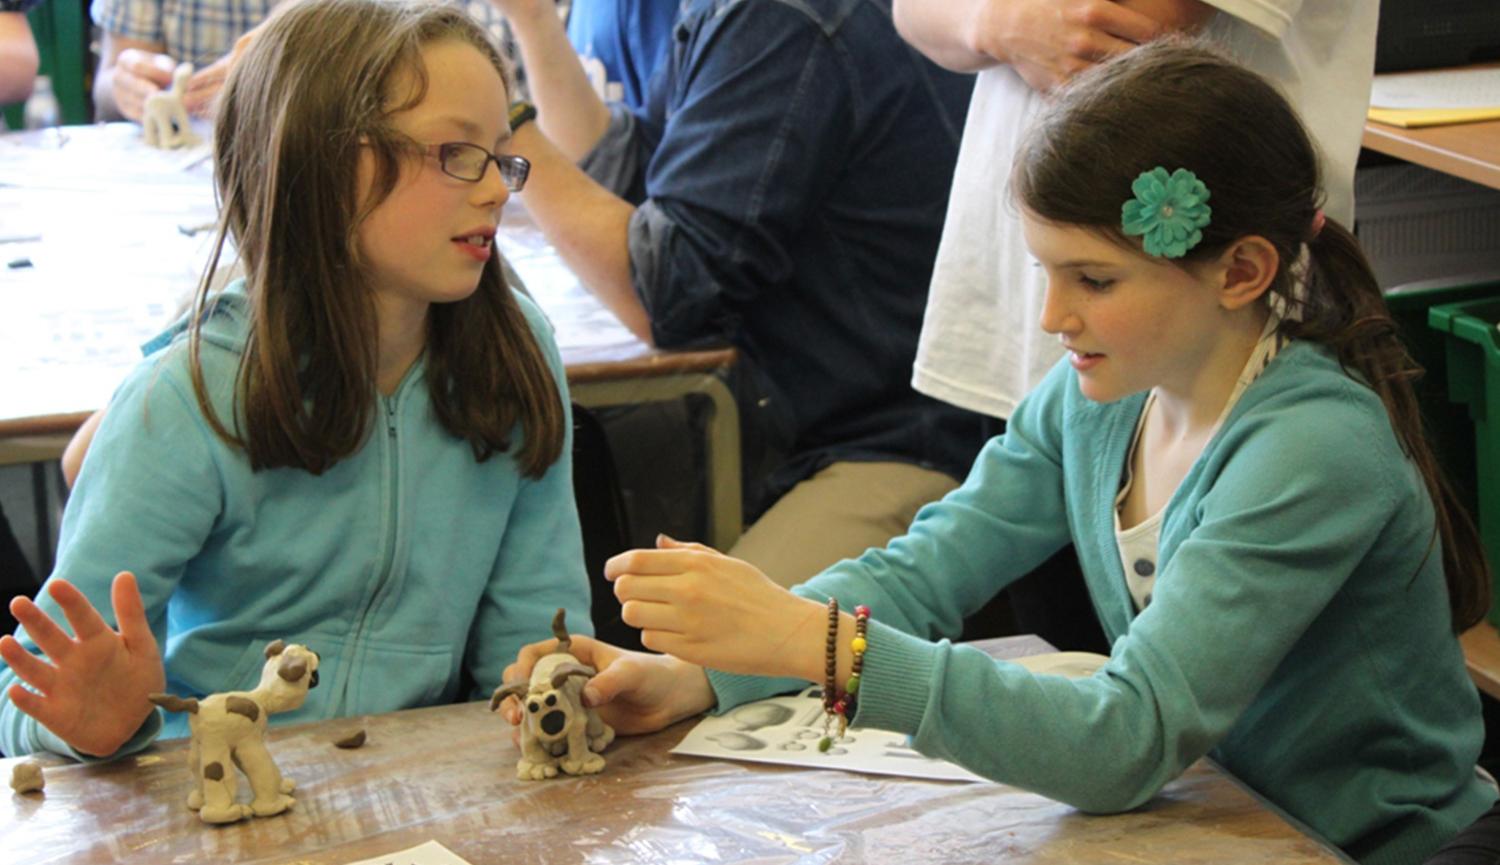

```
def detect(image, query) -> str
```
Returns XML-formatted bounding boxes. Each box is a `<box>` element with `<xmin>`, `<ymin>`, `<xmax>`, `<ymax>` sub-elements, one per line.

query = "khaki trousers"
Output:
<box><xmin>728</xmin><ymin>461</ymin><xmax>960</xmax><ymax>589</ymax></box>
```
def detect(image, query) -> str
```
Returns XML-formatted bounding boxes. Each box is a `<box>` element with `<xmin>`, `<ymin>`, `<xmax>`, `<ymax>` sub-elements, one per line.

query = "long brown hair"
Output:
<box><xmin>190</xmin><ymin>0</ymin><xmax>564</xmax><ymax>477</ymax></box>
<box><xmin>1012</xmin><ymin>41</ymin><xmax>1490</xmax><ymax>631</ymax></box>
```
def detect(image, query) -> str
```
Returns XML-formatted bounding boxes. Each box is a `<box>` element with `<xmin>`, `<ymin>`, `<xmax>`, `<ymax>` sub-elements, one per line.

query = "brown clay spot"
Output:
<box><xmin>333</xmin><ymin>729</ymin><xmax>366</xmax><ymax>749</ymax></box>
<box><xmin>226</xmin><ymin>696</ymin><xmax>260</xmax><ymax>722</ymax></box>
<box><xmin>204</xmin><ymin>762</ymin><xmax>225</xmax><ymax>781</ymax></box>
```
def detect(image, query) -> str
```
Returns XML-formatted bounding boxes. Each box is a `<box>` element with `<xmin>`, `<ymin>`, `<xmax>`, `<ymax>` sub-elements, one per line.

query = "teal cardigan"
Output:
<box><xmin>712</xmin><ymin>342</ymin><xmax>1494</xmax><ymax>865</ymax></box>
<box><xmin>0</xmin><ymin>283</ymin><xmax>592</xmax><ymax>761</ymax></box>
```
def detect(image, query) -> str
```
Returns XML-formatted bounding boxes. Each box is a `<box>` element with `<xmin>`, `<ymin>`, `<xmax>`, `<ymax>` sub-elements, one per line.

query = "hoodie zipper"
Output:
<box><xmin>335</xmin><ymin>390</ymin><xmax>404</xmax><ymax>715</ymax></box>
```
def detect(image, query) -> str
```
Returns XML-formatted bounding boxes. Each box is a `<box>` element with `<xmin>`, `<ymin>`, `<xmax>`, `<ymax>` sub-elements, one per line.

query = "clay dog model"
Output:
<box><xmin>149</xmin><ymin>640</ymin><xmax>319</xmax><ymax>823</ymax></box>
<box><xmin>141</xmin><ymin>62</ymin><xmax>199</xmax><ymax>149</ymax></box>
<box><xmin>491</xmin><ymin>609</ymin><xmax>614</xmax><ymax>780</ymax></box>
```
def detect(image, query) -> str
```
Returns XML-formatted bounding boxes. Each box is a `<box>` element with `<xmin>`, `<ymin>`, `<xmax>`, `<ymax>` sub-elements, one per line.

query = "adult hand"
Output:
<box><xmin>605</xmin><ymin>536</ymin><xmax>827</xmax><ymax>680</ymax></box>
<box><xmin>110</xmin><ymin>49</ymin><xmax>177</xmax><ymax>121</ymax></box>
<box><xmin>0</xmin><ymin>572</ymin><xmax>165</xmax><ymax>757</ymax></box>
<box><xmin>971</xmin><ymin>0</ymin><xmax>1165</xmax><ymax>93</ymax></box>
<box><xmin>498</xmin><ymin>633</ymin><xmax>714</xmax><ymax>735</ymax></box>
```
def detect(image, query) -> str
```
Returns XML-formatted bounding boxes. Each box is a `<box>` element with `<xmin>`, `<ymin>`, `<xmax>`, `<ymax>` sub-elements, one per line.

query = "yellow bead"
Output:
<box><xmin>851</xmin><ymin>637</ymin><xmax>868</xmax><ymax>654</ymax></box>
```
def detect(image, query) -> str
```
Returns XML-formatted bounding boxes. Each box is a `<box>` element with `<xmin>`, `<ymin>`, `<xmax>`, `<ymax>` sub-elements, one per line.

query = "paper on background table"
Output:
<box><xmin>340</xmin><ymin>840</ymin><xmax>474</xmax><ymax>865</ymax></box>
<box><xmin>1370</xmin><ymin>67</ymin><xmax>1500</xmax><ymax>111</ymax></box>
<box><xmin>673</xmin><ymin>651</ymin><xmax>1108</xmax><ymax>782</ymax></box>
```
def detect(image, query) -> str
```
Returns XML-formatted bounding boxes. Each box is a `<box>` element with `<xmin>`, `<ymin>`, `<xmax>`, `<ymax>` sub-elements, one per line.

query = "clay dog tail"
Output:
<box><xmin>551</xmin><ymin>607</ymin><xmax>572</xmax><ymax>655</ymax></box>
<box><xmin>148</xmin><ymin>693</ymin><xmax>200</xmax><ymax>714</ymax></box>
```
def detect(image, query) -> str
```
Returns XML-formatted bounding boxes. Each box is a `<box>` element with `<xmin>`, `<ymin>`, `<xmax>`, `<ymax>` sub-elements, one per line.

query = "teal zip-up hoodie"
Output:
<box><xmin>712</xmin><ymin>342</ymin><xmax>1494</xmax><ymax>865</ymax></box>
<box><xmin>0</xmin><ymin>282</ymin><xmax>592</xmax><ymax>760</ymax></box>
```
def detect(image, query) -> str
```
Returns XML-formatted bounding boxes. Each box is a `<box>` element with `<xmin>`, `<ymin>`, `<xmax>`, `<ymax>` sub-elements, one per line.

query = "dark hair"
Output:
<box><xmin>189</xmin><ymin>0</ymin><xmax>564</xmax><ymax>478</ymax></box>
<box><xmin>1013</xmin><ymin>40</ymin><xmax>1490</xmax><ymax>632</ymax></box>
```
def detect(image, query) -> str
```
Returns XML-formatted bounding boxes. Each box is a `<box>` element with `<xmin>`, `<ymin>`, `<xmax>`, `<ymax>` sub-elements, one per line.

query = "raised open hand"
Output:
<box><xmin>0</xmin><ymin>572</ymin><xmax>165</xmax><ymax>757</ymax></box>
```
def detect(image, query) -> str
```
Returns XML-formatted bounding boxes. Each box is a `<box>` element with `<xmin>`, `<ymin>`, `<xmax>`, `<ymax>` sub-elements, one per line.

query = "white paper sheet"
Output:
<box><xmin>672</xmin><ymin>650</ymin><xmax>1110</xmax><ymax>783</ymax></box>
<box><xmin>1370</xmin><ymin>67</ymin><xmax>1500</xmax><ymax>110</ymax></box>
<box><xmin>673</xmin><ymin>685</ymin><xmax>989</xmax><ymax>782</ymax></box>
<box><xmin>340</xmin><ymin>840</ymin><xmax>475</xmax><ymax>865</ymax></box>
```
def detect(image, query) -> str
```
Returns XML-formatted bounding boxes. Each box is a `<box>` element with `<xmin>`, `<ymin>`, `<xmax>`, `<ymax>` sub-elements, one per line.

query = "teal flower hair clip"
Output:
<box><xmin>1121</xmin><ymin>167</ymin><xmax>1212</xmax><ymax>259</ymax></box>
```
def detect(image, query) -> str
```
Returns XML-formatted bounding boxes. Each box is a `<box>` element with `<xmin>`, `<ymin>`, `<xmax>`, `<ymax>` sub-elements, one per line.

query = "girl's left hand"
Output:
<box><xmin>606</xmin><ymin>536</ymin><xmax>826</xmax><ymax>682</ymax></box>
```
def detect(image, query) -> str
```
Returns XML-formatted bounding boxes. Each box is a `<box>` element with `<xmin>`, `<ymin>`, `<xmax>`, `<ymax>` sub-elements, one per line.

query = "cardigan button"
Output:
<box><xmin>1133</xmin><ymin>559</ymin><xmax>1155</xmax><ymax>577</ymax></box>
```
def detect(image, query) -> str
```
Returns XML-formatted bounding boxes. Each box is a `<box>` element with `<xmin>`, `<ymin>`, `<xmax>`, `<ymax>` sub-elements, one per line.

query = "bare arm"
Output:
<box><xmin>93</xmin><ymin>32</ymin><xmax>175</xmax><ymax>121</ymax></box>
<box><xmin>893</xmin><ymin>0</ymin><xmax>1215</xmax><ymax>90</ymax></box>
<box><xmin>0</xmin><ymin>12</ymin><xmax>38</xmax><ymax>105</ymax></box>
<box><xmin>490</xmin><ymin>0</ymin><xmax>611</xmax><ymax>161</ymax></box>
<box><xmin>508</xmin><ymin>121</ymin><xmax>650</xmax><ymax>343</ymax></box>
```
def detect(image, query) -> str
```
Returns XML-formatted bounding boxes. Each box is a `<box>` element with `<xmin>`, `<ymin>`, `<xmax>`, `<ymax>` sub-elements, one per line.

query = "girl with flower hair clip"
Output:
<box><xmin>0</xmin><ymin>0</ymin><xmax>592</xmax><ymax>763</ymax></box>
<box><xmin>501</xmin><ymin>41</ymin><xmax>1495</xmax><ymax>863</ymax></box>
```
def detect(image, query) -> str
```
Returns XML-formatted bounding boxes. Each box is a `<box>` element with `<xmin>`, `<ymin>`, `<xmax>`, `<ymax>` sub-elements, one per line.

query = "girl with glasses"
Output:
<box><xmin>0</xmin><ymin>0</ymin><xmax>590</xmax><ymax>763</ymax></box>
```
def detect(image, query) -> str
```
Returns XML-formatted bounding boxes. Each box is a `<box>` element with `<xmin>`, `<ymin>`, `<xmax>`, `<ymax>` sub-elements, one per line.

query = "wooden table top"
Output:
<box><xmin>1</xmin><ymin>638</ymin><xmax>1348</xmax><ymax>865</ymax></box>
<box><xmin>1363</xmin><ymin>118</ymin><xmax>1500</xmax><ymax>192</ymax></box>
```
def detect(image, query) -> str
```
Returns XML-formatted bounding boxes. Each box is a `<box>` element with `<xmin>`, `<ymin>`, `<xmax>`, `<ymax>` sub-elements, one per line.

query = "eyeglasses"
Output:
<box><xmin>427</xmin><ymin>142</ymin><xmax>530</xmax><ymax>191</ymax></box>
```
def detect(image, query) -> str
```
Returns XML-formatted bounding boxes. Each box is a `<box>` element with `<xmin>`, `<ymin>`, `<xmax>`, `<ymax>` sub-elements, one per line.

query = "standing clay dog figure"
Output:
<box><xmin>491</xmin><ymin>609</ymin><xmax>614</xmax><ymax>780</ymax></box>
<box><xmin>149</xmin><ymin>640</ymin><xmax>319</xmax><ymax>823</ymax></box>
<box><xmin>142</xmin><ymin>63</ymin><xmax>200</xmax><ymax>150</ymax></box>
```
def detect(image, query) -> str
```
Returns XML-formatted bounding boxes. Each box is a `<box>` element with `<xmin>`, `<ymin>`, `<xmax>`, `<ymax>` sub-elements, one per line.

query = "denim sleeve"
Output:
<box><xmin>578</xmin><ymin>102</ymin><xmax>653</xmax><ymax>200</ymax></box>
<box><xmin>624</xmin><ymin>3</ymin><xmax>854</xmax><ymax>348</ymax></box>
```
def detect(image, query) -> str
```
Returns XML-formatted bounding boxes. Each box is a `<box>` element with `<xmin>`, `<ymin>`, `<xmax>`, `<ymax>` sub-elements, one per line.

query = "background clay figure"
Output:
<box><xmin>149</xmin><ymin>640</ymin><xmax>319</xmax><ymax>823</ymax></box>
<box><xmin>491</xmin><ymin>609</ymin><xmax>614</xmax><ymax>780</ymax></box>
<box><xmin>141</xmin><ymin>62</ymin><xmax>200</xmax><ymax>149</ymax></box>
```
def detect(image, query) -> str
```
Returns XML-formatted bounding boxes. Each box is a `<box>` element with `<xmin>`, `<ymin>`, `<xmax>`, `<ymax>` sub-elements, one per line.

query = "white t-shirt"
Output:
<box><xmin>911</xmin><ymin>1</ymin><xmax>1377</xmax><ymax>419</ymax></box>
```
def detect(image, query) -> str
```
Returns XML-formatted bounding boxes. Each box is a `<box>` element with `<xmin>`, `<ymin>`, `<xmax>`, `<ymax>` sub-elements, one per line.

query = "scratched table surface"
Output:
<box><xmin>1</xmin><ymin>637</ymin><xmax>1350</xmax><ymax>865</ymax></box>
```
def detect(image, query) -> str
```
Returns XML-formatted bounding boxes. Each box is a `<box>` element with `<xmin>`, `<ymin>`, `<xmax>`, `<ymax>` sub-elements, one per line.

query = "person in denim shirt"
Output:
<box><xmin>495</xmin><ymin>0</ymin><xmax>983</xmax><ymax>586</ymax></box>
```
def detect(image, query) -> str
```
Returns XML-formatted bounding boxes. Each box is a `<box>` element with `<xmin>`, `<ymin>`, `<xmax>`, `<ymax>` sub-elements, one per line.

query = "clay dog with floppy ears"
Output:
<box><xmin>491</xmin><ymin>609</ymin><xmax>614</xmax><ymax>780</ymax></box>
<box><xmin>149</xmin><ymin>640</ymin><xmax>319</xmax><ymax>823</ymax></box>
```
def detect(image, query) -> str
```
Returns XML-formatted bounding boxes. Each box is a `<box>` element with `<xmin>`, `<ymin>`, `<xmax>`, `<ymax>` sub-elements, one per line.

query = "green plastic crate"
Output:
<box><xmin>1426</xmin><ymin>278</ymin><xmax>1500</xmax><ymax>625</ymax></box>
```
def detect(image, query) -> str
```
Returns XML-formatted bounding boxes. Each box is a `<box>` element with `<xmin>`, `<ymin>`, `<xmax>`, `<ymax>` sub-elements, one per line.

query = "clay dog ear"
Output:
<box><xmin>548</xmin><ymin>663</ymin><xmax>597</xmax><ymax>690</ymax></box>
<box><xmin>265</xmin><ymin>640</ymin><xmax>287</xmax><ymax>659</ymax></box>
<box><xmin>278</xmin><ymin>657</ymin><xmax>308</xmax><ymax>684</ymax></box>
<box><xmin>489</xmin><ymin>682</ymin><xmax>529</xmax><ymax>712</ymax></box>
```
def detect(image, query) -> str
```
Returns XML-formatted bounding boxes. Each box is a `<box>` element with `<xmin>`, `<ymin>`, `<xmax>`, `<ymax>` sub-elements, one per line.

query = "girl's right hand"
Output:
<box><xmin>498</xmin><ymin>634</ymin><xmax>714</xmax><ymax>735</ymax></box>
<box><xmin>0</xmin><ymin>572</ymin><xmax>166</xmax><ymax>757</ymax></box>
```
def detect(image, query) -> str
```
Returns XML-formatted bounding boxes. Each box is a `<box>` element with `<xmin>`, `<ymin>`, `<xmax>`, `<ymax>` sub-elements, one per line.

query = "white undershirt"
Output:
<box><xmin>1114</xmin><ymin>319</ymin><xmax>1286</xmax><ymax>611</ymax></box>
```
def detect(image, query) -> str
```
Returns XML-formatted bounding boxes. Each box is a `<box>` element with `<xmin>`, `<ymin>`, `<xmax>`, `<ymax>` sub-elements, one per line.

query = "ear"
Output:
<box><xmin>264</xmin><ymin>640</ymin><xmax>287</xmax><ymax>659</ymax></box>
<box><xmin>1213</xmin><ymin>235</ymin><xmax>1279</xmax><ymax>312</ymax></box>
<box><xmin>549</xmin><ymin>663</ymin><xmax>597</xmax><ymax>690</ymax></box>
<box><xmin>278</xmin><ymin>657</ymin><xmax>308</xmax><ymax>683</ymax></box>
<box><xmin>490</xmin><ymin>682</ymin><xmax>528</xmax><ymax>711</ymax></box>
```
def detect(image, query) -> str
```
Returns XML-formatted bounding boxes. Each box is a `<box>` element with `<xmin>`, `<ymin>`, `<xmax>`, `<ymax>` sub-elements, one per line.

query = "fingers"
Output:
<box><xmin>6</xmin><ymin>682</ymin><xmax>51</xmax><ymax>726</ymax></box>
<box><xmin>619</xmin><ymin>599</ymin><xmax>683</xmax><ymax>635</ymax></box>
<box><xmin>1082</xmin><ymin>0</ymin><xmax>1167</xmax><ymax>44</ymax></box>
<box><xmin>0</xmin><ymin>635</ymin><xmax>58</xmax><ymax>694</ymax></box>
<box><xmin>10</xmin><ymin>594</ymin><xmax>74</xmax><ymax>660</ymax></box>
<box><xmin>655</xmin><ymin>534</ymin><xmax>718</xmax><ymax>554</ymax></box>
<box><xmin>604</xmin><ymin>548</ymin><xmax>711</xmax><ymax>581</ymax></box>
<box><xmin>48</xmin><ymin>579</ymin><xmax>112</xmax><ymax>641</ymax></box>
<box><xmin>118</xmin><ymin>49</ymin><xmax>176</xmax><ymax>86</ymax></box>
<box><xmin>111</xmin><ymin>572</ymin><xmax>155</xmax><ymax>654</ymax></box>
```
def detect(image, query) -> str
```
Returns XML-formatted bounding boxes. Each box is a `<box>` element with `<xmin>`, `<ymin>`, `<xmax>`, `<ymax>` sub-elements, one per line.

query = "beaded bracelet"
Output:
<box><xmin>821</xmin><ymin>598</ymin><xmax>839</xmax><ymax>720</ymax></box>
<box><xmin>819</xmin><ymin>603</ymin><xmax>871</xmax><ymax>752</ymax></box>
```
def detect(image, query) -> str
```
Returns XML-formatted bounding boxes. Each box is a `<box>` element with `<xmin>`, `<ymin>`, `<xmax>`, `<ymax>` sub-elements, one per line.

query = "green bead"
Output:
<box><xmin>845</xmin><ymin>674</ymin><xmax>861</xmax><ymax>694</ymax></box>
<box><xmin>818</xmin><ymin>736</ymin><xmax>833</xmax><ymax>752</ymax></box>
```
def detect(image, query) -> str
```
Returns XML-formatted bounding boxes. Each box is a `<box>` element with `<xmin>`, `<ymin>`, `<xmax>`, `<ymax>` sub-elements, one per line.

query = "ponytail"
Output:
<box><xmin>1291</xmin><ymin>219</ymin><xmax>1491</xmax><ymax>632</ymax></box>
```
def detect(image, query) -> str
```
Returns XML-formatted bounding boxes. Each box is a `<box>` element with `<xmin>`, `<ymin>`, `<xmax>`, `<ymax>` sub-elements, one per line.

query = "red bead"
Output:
<box><xmin>855</xmin><ymin>605</ymin><xmax>870</xmax><ymax>618</ymax></box>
